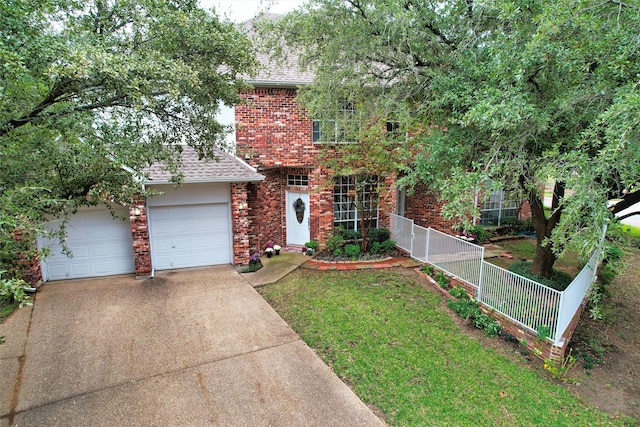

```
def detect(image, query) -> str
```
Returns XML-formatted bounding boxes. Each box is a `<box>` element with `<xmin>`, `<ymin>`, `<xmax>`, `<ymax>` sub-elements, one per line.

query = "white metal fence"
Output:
<box><xmin>479</xmin><ymin>262</ymin><xmax>561</xmax><ymax>335</ymax></box>
<box><xmin>389</xmin><ymin>214</ymin><xmax>605</xmax><ymax>345</ymax></box>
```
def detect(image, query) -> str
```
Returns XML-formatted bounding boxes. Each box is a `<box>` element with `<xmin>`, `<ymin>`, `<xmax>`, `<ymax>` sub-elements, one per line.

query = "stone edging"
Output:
<box><xmin>306</xmin><ymin>256</ymin><xmax>394</xmax><ymax>265</ymax></box>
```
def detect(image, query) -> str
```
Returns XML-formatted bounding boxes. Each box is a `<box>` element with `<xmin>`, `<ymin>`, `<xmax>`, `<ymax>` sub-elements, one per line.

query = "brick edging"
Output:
<box><xmin>307</xmin><ymin>256</ymin><xmax>394</xmax><ymax>265</ymax></box>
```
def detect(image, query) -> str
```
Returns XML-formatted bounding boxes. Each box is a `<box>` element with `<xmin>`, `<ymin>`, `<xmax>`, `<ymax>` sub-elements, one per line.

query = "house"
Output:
<box><xmin>32</xmin><ymin>16</ymin><xmax>529</xmax><ymax>284</ymax></box>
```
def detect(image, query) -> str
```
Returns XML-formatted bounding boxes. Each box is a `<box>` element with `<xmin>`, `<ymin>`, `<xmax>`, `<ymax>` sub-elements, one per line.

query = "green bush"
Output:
<box><xmin>370</xmin><ymin>241</ymin><xmax>383</xmax><ymax>255</ymax></box>
<box><xmin>468</xmin><ymin>225</ymin><xmax>488</xmax><ymax>243</ymax></box>
<box><xmin>420</xmin><ymin>264</ymin><xmax>434</xmax><ymax>276</ymax></box>
<box><xmin>341</xmin><ymin>229</ymin><xmax>362</xmax><ymax>241</ymax></box>
<box><xmin>604</xmin><ymin>243</ymin><xmax>623</xmax><ymax>263</ymax></box>
<box><xmin>305</xmin><ymin>240</ymin><xmax>320</xmax><ymax>251</ymax></box>
<box><xmin>0</xmin><ymin>270</ymin><xmax>31</xmax><ymax>309</ymax></box>
<box><xmin>449</xmin><ymin>286</ymin><xmax>469</xmax><ymax>300</ymax></box>
<box><xmin>474</xmin><ymin>313</ymin><xmax>502</xmax><ymax>337</ymax></box>
<box><xmin>380</xmin><ymin>239</ymin><xmax>396</xmax><ymax>253</ymax></box>
<box><xmin>368</xmin><ymin>228</ymin><xmax>390</xmax><ymax>244</ymax></box>
<box><xmin>447</xmin><ymin>298</ymin><xmax>481</xmax><ymax>319</ymax></box>
<box><xmin>435</xmin><ymin>272</ymin><xmax>450</xmax><ymax>289</ymax></box>
<box><xmin>507</xmin><ymin>261</ymin><xmax>573</xmax><ymax>291</ymax></box>
<box><xmin>327</xmin><ymin>234</ymin><xmax>345</xmax><ymax>252</ymax></box>
<box><xmin>344</xmin><ymin>244</ymin><xmax>361</xmax><ymax>259</ymax></box>
<box><xmin>333</xmin><ymin>247</ymin><xmax>344</xmax><ymax>257</ymax></box>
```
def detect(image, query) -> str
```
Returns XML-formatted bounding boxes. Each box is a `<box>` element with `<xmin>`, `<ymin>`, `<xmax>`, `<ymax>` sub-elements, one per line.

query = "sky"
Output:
<box><xmin>199</xmin><ymin>0</ymin><xmax>308</xmax><ymax>22</ymax></box>
<box><xmin>197</xmin><ymin>1</ymin><xmax>308</xmax><ymax>149</ymax></box>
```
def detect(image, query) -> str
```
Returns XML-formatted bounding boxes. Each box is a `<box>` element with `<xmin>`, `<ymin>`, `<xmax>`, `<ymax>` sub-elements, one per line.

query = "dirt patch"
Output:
<box><xmin>565</xmin><ymin>247</ymin><xmax>640</xmax><ymax>420</ymax></box>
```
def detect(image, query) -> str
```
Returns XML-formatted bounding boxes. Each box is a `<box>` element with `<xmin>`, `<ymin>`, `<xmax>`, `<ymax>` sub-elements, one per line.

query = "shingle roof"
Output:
<box><xmin>243</xmin><ymin>14</ymin><xmax>315</xmax><ymax>86</ymax></box>
<box><xmin>144</xmin><ymin>146</ymin><xmax>264</xmax><ymax>184</ymax></box>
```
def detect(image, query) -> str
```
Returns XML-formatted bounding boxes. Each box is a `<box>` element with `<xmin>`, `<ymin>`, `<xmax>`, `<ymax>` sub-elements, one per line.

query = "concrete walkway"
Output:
<box><xmin>0</xmin><ymin>266</ymin><xmax>384</xmax><ymax>426</ymax></box>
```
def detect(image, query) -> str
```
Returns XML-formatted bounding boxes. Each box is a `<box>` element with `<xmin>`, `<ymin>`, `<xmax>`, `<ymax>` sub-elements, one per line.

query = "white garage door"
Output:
<box><xmin>41</xmin><ymin>207</ymin><xmax>135</xmax><ymax>281</ymax></box>
<box><xmin>149</xmin><ymin>204</ymin><xmax>231</xmax><ymax>270</ymax></box>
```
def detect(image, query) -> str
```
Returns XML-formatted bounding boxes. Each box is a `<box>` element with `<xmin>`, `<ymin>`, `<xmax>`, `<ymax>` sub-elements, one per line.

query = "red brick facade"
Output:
<box><xmin>231</xmin><ymin>182</ymin><xmax>251</xmax><ymax>265</ymax></box>
<box><xmin>403</xmin><ymin>183</ymin><xmax>458</xmax><ymax>233</ymax></box>
<box><xmin>130</xmin><ymin>198</ymin><xmax>152</xmax><ymax>278</ymax></box>
<box><xmin>236</xmin><ymin>87</ymin><xmax>397</xmax><ymax>250</ymax></box>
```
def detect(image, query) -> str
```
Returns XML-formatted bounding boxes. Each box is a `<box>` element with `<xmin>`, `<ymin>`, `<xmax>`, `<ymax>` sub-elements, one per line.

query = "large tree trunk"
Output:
<box><xmin>529</xmin><ymin>181</ymin><xmax>565</xmax><ymax>278</ymax></box>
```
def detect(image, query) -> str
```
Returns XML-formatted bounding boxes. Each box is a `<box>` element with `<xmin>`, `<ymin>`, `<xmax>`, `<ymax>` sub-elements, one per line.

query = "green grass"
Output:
<box><xmin>489</xmin><ymin>238</ymin><xmax>584</xmax><ymax>278</ymax></box>
<box><xmin>619</xmin><ymin>224</ymin><xmax>640</xmax><ymax>239</ymax></box>
<box><xmin>0</xmin><ymin>297</ymin><xmax>18</xmax><ymax>322</ymax></box>
<box><xmin>260</xmin><ymin>269</ymin><xmax>634</xmax><ymax>426</ymax></box>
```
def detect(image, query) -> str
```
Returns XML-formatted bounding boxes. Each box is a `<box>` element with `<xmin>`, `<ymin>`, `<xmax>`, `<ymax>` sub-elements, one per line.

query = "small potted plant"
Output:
<box><xmin>273</xmin><ymin>244</ymin><xmax>281</xmax><ymax>255</ymax></box>
<box><xmin>304</xmin><ymin>240</ymin><xmax>319</xmax><ymax>256</ymax></box>
<box><xmin>264</xmin><ymin>243</ymin><xmax>273</xmax><ymax>258</ymax></box>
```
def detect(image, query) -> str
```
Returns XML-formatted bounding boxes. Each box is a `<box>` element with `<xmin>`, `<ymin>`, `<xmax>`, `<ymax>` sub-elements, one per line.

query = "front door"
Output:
<box><xmin>286</xmin><ymin>191</ymin><xmax>310</xmax><ymax>245</ymax></box>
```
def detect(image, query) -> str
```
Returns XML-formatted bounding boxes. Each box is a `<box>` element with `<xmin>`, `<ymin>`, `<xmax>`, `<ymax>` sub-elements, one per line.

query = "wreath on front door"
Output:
<box><xmin>293</xmin><ymin>197</ymin><xmax>305</xmax><ymax>224</ymax></box>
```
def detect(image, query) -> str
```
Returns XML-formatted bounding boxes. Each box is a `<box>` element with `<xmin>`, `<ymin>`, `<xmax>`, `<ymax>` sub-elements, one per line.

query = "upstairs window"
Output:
<box><xmin>312</xmin><ymin>103</ymin><xmax>357</xmax><ymax>143</ymax></box>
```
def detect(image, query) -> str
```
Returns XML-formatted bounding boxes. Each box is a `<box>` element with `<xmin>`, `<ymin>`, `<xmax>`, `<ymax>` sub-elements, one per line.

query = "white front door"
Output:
<box><xmin>286</xmin><ymin>191</ymin><xmax>310</xmax><ymax>245</ymax></box>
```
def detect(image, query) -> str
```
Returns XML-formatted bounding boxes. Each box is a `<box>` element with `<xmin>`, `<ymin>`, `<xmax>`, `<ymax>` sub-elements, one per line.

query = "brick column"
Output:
<box><xmin>231</xmin><ymin>183</ymin><xmax>250</xmax><ymax>266</ymax></box>
<box><xmin>130</xmin><ymin>198</ymin><xmax>152</xmax><ymax>278</ymax></box>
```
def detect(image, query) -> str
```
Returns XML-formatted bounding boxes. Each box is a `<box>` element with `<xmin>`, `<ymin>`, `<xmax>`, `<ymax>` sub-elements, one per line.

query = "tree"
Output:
<box><xmin>314</xmin><ymin>98</ymin><xmax>412</xmax><ymax>251</ymax></box>
<box><xmin>262</xmin><ymin>0</ymin><xmax>640</xmax><ymax>278</ymax></box>
<box><xmin>0</xmin><ymin>0</ymin><xmax>258</xmax><ymax>277</ymax></box>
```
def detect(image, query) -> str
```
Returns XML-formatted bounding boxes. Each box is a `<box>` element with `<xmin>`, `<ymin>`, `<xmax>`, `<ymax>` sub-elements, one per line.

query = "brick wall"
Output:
<box><xmin>236</xmin><ymin>88</ymin><xmax>318</xmax><ymax>168</ymax></box>
<box><xmin>404</xmin><ymin>183</ymin><xmax>458</xmax><ymax>233</ymax></box>
<box><xmin>231</xmin><ymin>183</ymin><xmax>251</xmax><ymax>266</ymax></box>
<box><xmin>130</xmin><ymin>199</ymin><xmax>151</xmax><ymax>278</ymax></box>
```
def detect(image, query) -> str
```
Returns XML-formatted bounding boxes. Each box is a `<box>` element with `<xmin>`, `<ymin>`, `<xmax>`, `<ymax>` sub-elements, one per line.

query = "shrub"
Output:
<box><xmin>434</xmin><ymin>272</ymin><xmax>450</xmax><ymax>289</ymax></box>
<box><xmin>507</xmin><ymin>261</ymin><xmax>572</xmax><ymax>291</ymax></box>
<box><xmin>449</xmin><ymin>286</ymin><xmax>469</xmax><ymax>300</ymax></box>
<box><xmin>327</xmin><ymin>234</ymin><xmax>345</xmax><ymax>252</ymax></box>
<box><xmin>447</xmin><ymin>298</ymin><xmax>481</xmax><ymax>319</ymax></box>
<box><xmin>380</xmin><ymin>239</ymin><xmax>396</xmax><ymax>253</ymax></box>
<box><xmin>603</xmin><ymin>243</ymin><xmax>622</xmax><ymax>263</ymax></box>
<box><xmin>468</xmin><ymin>225</ymin><xmax>488</xmax><ymax>243</ymax></box>
<box><xmin>344</xmin><ymin>244</ymin><xmax>361</xmax><ymax>259</ymax></box>
<box><xmin>333</xmin><ymin>247</ymin><xmax>344</xmax><ymax>257</ymax></box>
<box><xmin>370</xmin><ymin>241</ymin><xmax>383</xmax><ymax>255</ymax></box>
<box><xmin>420</xmin><ymin>264</ymin><xmax>434</xmax><ymax>276</ymax></box>
<box><xmin>0</xmin><ymin>270</ymin><xmax>31</xmax><ymax>309</ymax></box>
<box><xmin>474</xmin><ymin>313</ymin><xmax>502</xmax><ymax>337</ymax></box>
<box><xmin>305</xmin><ymin>240</ymin><xmax>320</xmax><ymax>251</ymax></box>
<box><xmin>368</xmin><ymin>228</ymin><xmax>390</xmax><ymax>244</ymax></box>
<box><xmin>341</xmin><ymin>229</ymin><xmax>362</xmax><ymax>241</ymax></box>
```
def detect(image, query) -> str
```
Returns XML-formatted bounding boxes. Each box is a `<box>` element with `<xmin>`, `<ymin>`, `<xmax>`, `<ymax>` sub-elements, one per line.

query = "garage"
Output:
<box><xmin>40</xmin><ymin>206</ymin><xmax>135</xmax><ymax>281</ymax></box>
<box><xmin>147</xmin><ymin>183</ymin><xmax>233</xmax><ymax>271</ymax></box>
<box><xmin>149</xmin><ymin>203</ymin><xmax>231</xmax><ymax>270</ymax></box>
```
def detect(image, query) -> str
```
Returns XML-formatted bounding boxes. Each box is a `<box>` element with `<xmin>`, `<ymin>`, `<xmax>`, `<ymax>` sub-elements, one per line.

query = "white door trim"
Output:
<box><xmin>286</xmin><ymin>191</ymin><xmax>310</xmax><ymax>245</ymax></box>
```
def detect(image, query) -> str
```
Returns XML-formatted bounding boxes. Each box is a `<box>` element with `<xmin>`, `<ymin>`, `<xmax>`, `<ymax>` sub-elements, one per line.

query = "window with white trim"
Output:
<box><xmin>333</xmin><ymin>175</ymin><xmax>379</xmax><ymax>230</ymax></box>
<box><xmin>480</xmin><ymin>190</ymin><xmax>518</xmax><ymax>226</ymax></box>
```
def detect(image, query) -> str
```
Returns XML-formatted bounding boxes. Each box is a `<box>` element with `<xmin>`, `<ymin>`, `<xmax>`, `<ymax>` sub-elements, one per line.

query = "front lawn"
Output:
<box><xmin>259</xmin><ymin>269</ymin><xmax>632</xmax><ymax>426</ymax></box>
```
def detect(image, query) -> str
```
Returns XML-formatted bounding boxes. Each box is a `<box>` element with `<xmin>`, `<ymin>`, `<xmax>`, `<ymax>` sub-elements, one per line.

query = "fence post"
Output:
<box><xmin>425</xmin><ymin>227</ymin><xmax>430</xmax><ymax>263</ymax></box>
<box><xmin>477</xmin><ymin>250</ymin><xmax>485</xmax><ymax>301</ymax></box>
<box><xmin>554</xmin><ymin>292</ymin><xmax>565</xmax><ymax>343</ymax></box>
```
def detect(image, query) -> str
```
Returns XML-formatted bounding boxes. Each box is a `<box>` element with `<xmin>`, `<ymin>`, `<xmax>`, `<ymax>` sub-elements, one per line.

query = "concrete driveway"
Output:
<box><xmin>0</xmin><ymin>266</ymin><xmax>384</xmax><ymax>426</ymax></box>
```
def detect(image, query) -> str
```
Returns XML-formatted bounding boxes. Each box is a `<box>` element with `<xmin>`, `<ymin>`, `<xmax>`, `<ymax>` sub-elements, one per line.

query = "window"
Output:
<box><xmin>312</xmin><ymin>103</ymin><xmax>357</xmax><ymax>143</ymax></box>
<box><xmin>287</xmin><ymin>174</ymin><xmax>308</xmax><ymax>187</ymax></box>
<box><xmin>479</xmin><ymin>190</ymin><xmax>518</xmax><ymax>226</ymax></box>
<box><xmin>333</xmin><ymin>175</ymin><xmax>379</xmax><ymax>230</ymax></box>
